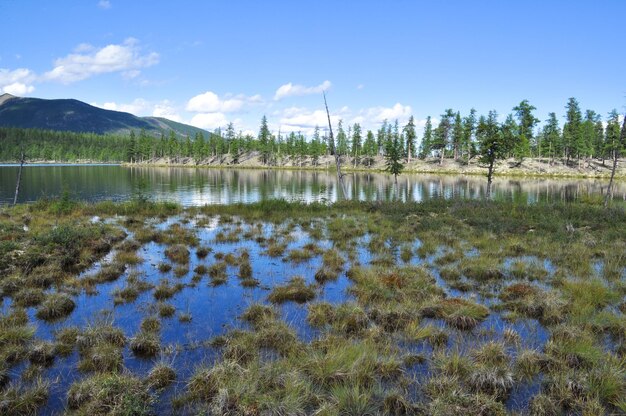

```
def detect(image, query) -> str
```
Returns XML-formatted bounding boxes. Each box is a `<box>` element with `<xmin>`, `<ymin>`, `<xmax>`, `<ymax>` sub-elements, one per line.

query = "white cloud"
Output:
<box><xmin>279</xmin><ymin>108</ymin><xmax>339</xmax><ymax>130</ymax></box>
<box><xmin>2</xmin><ymin>82</ymin><xmax>34</xmax><ymax>95</ymax></box>
<box><xmin>92</xmin><ymin>98</ymin><xmax>150</xmax><ymax>114</ymax></box>
<box><xmin>91</xmin><ymin>98</ymin><xmax>181</xmax><ymax>122</ymax></box>
<box><xmin>362</xmin><ymin>103</ymin><xmax>413</xmax><ymax>124</ymax></box>
<box><xmin>98</xmin><ymin>0</ymin><xmax>111</xmax><ymax>9</ymax></box>
<box><xmin>152</xmin><ymin>100</ymin><xmax>181</xmax><ymax>122</ymax></box>
<box><xmin>190</xmin><ymin>112</ymin><xmax>227</xmax><ymax>130</ymax></box>
<box><xmin>186</xmin><ymin>91</ymin><xmax>261</xmax><ymax>113</ymax></box>
<box><xmin>0</xmin><ymin>68</ymin><xmax>36</xmax><ymax>95</ymax></box>
<box><xmin>357</xmin><ymin>84</ymin><xmax>364</xmax><ymax>90</ymax></box>
<box><xmin>43</xmin><ymin>38</ymin><xmax>158</xmax><ymax>84</ymax></box>
<box><xmin>274</xmin><ymin>80</ymin><xmax>331</xmax><ymax>100</ymax></box>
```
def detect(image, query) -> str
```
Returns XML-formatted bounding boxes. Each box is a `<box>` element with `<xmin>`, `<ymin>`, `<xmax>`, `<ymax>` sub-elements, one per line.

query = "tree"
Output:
<box><xmin>451</xmin><ymin>112</ymin><xmax>464</xmax><ymax>160</ymax></box>
<box><xmin>385</xmin><ymin>126</ymin><xmax>404</xmax><ymax>186</ymax></box>
<box><xmin>462</xmin><ymin>109</ymin><xmax>477</xmax><ymax>161</ymax></box>
<box><xmin>363</xmin><ymin>130</ymin><xmax>377</xmax><ymax>166</ymax></box>
<box><xmin>513</xmin><ymin>100</ymin><xmax>539</xmax><ymax>159</ymax></box>
<box><xmin>351</xmin><ymin>123</ymin><xmax>362</xmax><ymax>167</ymax></box>
<box><xmin>419</xmin><ymin>116</ymin><xmax>433</xmax><ymax>158</ymax></box>
<box><xmin>258</xmin><ymin>115</ymin><xmax>271</xmax><ymax>165</ymax></box>
<box><xmin>336</xmin><ymin>120</ymin><xmax>348</xmax><ymax>156</ymax></box>
<box><xmin>433</xmin><ymin>109</ymin><xmax>454</xmax><ymax>164</ymax></box>
<box><xmin>127</xmin><ymin>130</ymin><xmax>137</xmax><ymax>163</ymax></box>
<box><xmin>563</xmin><ymin>98</ymin><xmax>583</xmax><ymax>164</ymax></box>
<box><xmin>540</xmin><ymin>113</ymin><xmax>561</xmax><ymax>163</ymax></box>
<box><xmin>477</xmin><ymin>111</ymin><xmax>505</xmax><ymax>197</ymax></box>
<box><xmin>605</xmin><ymin>112</ymin><xmax>626</xmax><ymax>207</ymax></box>
<box><xmin>403</xmin><ymin>116</ymin><xmax>416</xmax><ymax>163</ymax></box>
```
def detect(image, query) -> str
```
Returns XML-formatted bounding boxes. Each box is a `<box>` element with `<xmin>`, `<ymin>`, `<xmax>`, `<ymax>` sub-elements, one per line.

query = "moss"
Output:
<box><xmin>157</xmin><ymin>262</ymin><xmax>172</xmax><ymax>273</ymax></box>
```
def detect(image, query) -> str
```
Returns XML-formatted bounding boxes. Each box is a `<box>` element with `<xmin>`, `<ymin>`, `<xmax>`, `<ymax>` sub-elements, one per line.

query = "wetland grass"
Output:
<box><xmin>267</xmin><ymin>276</ymin><xmax>316</xmax><ymax>304</ymax></box>
<box><xmin>1</xmin><ymin>198</ymin><xmax>625</xmax><ymax>414</ymax></box>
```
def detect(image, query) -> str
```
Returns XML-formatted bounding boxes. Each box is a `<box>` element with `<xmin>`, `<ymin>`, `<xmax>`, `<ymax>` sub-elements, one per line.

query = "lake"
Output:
<box><xmin>1</xmin><ymin>164</ymin><xmax>624</xmax><ymax>205</ymax></box>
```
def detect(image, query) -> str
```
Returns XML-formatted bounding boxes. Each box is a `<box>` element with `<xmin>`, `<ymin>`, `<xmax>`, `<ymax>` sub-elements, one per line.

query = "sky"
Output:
<box><xmin>0</xmin><ymin>0</ymin><xmax>625</xmax><ymax>136</ymax></box>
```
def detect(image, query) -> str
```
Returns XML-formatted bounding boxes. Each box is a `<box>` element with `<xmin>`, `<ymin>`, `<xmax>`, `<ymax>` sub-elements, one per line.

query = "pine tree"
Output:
<box><xmin>385</xmin><ymin>127</ymin><xmax>404</xmax><ymax>185</ymax></box>
<box><xmin>462</xmin><ymin>109</ymin><xmax>477</xmax><ymax>161</ymax></box>
<box><xmin>403</xmin><ymin>116</ymin><xmax>416</xmax><ymax>163</ymax></box>
<box><xmin>513</xmin><ymin>100</ymin><xmax>539</xmax><ymax>159</ymax></box>
<box><xmin>563</xmin><ymin>98</ymin><xmax>583</xmax><ymax>164</ymax></box>
<box><xmin>433</xmin><ymin>110</ymin><xmax>454</xmax><ymax>164</ymax></box>
<box><xmin>477</xmin><ymin>111</ymin><xmax>505</xmax><ymax>197</ymax></box>
<box><xmin>258</xmin><ymin>115</ymin><xmax>271</xmax><ymax>164</ymax></box>
<box><xmin>540</xmin><ymin>113</ymin><xmax>561</xmax><ymax>163</ymax></box>
<box><xmin>419</xmin><ymin>116</ymin><xmax>433</xmax><ymax>159</ymax></box>
<box><xmin>451</xmin><ymin>112</ymin><xmax>463</xmax><ymax>160</ymax></box>
<box><xmin>336</xmin><ymin>120</ymin><xmax>348</xmax><ymax>156</ymax></box>
<box><xmin>351</xmin><ymin>123</ymin><xmax>362</xmax><ymax>166</ymax></box>
<box><xmin>127</xmin><ymin>130</ymin><xmax>137</xmax><ymax>163</ymax></box>
<box><xmin>363</xmin><ymin>130</ymin><xmax>377</xmax><ymax>166</ymax></box>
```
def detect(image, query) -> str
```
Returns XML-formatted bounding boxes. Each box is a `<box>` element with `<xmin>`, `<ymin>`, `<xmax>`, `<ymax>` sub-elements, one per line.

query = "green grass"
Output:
<box><xmin>267</xmin><ymin>276</ymin><xmax>316</xmax><ymax>304</ymax></box>
<box><xmin>66</xmin><ymin>373</ymin><xmax>154</xmax><ymax>415</ymax></box>
<box><xmin>35</xmin><ymin>292</ymin><xmax>76</xmax><ymax>321</ymax></box>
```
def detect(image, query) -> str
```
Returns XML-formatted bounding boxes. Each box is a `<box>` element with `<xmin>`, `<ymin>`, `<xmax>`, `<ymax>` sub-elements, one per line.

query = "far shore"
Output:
<box><xmin>1</xmin><ymin>155</ymin><xmax>625</xmax><ymax>179</ymax></box>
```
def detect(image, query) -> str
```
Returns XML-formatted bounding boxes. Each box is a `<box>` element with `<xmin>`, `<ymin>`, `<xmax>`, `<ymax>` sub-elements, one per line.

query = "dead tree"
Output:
<box><xmin>323</xmin><ymin>92</ymin><xmax>347</xmax><ymax>199</ymax></box>
<box><xmin>13</xmin><ymin>149</ymin><xmax>25</xmax><ymax>205</ymax></box>
<box><xmin>604</xmin><ymin>114</ymin><xmax>626</xmax><ymax>208</ymax></box>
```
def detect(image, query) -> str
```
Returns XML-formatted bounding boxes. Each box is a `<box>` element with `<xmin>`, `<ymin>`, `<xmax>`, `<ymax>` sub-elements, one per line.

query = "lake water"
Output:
<box><xmin>1</xmin><ymin>164</ymin><xmax>624</xmax><ymax>205</ymax></box>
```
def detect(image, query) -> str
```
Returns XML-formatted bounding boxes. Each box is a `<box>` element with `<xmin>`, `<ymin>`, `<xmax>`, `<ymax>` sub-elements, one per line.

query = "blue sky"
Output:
<box><xmin>1</xmin><ymin>0</ymin><xmax>624</xmax><ymax>135</ymax></box>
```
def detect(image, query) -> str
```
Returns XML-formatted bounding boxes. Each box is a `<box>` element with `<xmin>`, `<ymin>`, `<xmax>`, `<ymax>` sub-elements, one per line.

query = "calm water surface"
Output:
<box><xmin>1</xmin><ymin>164</ymin><xmax>625</xmax><ymax>205</ymax></box>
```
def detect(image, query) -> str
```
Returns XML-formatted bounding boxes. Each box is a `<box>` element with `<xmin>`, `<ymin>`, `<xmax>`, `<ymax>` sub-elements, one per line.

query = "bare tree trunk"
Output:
<box><xmin>324</xmin><ymin>92</ymin><xmax>347</xmax><ymax>199</ymax></box>
<box><xmin>604</xmin><ymin>152</ymin><xmax>618</xmax><ymax>208</ymax></box>
<box><xmin>13</xmin><ymin>150</ymin><xmax>25</xmax><ymax>205</ymax></box>
<box><xmin>486</xmin><ymin>159</ymin><xmax>495</xmax><ymax>199</ymax></box>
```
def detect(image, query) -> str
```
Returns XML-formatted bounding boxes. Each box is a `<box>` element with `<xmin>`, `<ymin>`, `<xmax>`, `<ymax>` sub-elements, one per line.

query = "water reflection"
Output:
<box><xmin>1</xmin><ymin>164</ymin><xmax>624</xmax><ymax>205</ymax></box>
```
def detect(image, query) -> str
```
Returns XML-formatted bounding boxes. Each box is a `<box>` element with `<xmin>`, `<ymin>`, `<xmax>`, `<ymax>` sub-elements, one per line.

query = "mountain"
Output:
<box><xmin>0</xmin><ymin>93</ymin><xmax>208</xmax><ymax>137</ymax></box>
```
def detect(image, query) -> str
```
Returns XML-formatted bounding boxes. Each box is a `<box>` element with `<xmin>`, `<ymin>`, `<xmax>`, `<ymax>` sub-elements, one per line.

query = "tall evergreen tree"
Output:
<box><xmin>513</xmin><ymin>100</ymin><xmax>539</xmax><ymax>158</ymax></box>
<box><xmin>403</xmin><ymin>116</ymin><xmax>416</xmax><ymax>163</ymax></box>
<box><xmin>477</xmin><ymin>111</ymin><xmax>505</xmax><ymax>197</ymax></box>
<box><xmin>563</xmin><ymin>97</ymin><xmax>583</xmax><ymax>163</ymax></box>
<box><xmin>462</xmin><ymin>109</ymin><xmax>477</xmax><ymax>161</ymax></box>
<box><xmin>336</xmin><ymin>120</ymin><xmax>348</xmax><ymax>156</ymax></box>
<box><xmin>432</xmin><ymin>109</ymin><xmax>454</xmax><ymax>164</ymax></box>
<box><xmin>385</xmin><ymin>126</ymin><xmax>404</xmax><ymax>185</ymax></box>
<box><xmin>451</xmin><ymin>112</ymin><xmax>464</xmax><ymax>160</ymax></box>
<box><xmin>258</xmin><ymin>115</ymin><xmax>271</xmax><ymax>164</ymax></box>
<box><xmin>540</xmin><ymin>112</ymin><xmax>562</xmax><ymax>163</ymax></box>
<box><xmin>419</xmin><ymin>116</ymin><xmax>433</xmax><ymax>158</ymax></box>
<box><xmin>351</xmin><ymin>123</ymin><xmax>362</xmax><ymax>164</ymax></box>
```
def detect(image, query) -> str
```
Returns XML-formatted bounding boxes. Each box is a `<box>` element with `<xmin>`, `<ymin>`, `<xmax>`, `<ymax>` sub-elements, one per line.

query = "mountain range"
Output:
<box><xmin>0</xmin><ymin>93</ymin><xmax>207</xmax><ymax>137</ymax></box>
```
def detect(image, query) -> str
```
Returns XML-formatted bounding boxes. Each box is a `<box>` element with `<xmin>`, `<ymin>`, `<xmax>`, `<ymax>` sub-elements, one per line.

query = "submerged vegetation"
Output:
<box><xmin>0</xmin><ymin>197</ymin><xmax>625</xmax><ymax>414</ymax></box>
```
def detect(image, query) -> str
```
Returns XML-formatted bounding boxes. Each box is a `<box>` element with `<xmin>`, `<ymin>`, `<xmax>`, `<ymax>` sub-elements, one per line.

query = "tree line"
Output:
<box><xmin>0</xmin><ymin>97</ymin><xmax>623</xmax><ymax>169</ymax></box>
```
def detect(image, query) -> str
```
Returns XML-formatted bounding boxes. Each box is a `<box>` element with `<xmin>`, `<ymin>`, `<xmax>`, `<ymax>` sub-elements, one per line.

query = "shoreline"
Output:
<box><xmin>1</xmin><ymin>156</ymin><xmax>624</xmax><ymax>180</ymax></box>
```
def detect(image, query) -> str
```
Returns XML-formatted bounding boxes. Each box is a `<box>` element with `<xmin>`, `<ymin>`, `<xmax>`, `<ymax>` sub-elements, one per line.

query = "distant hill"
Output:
<box><xmin>0</xmin><ymin>93</ymin><xmax>208</xmax><ymax>137</ymax></box>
